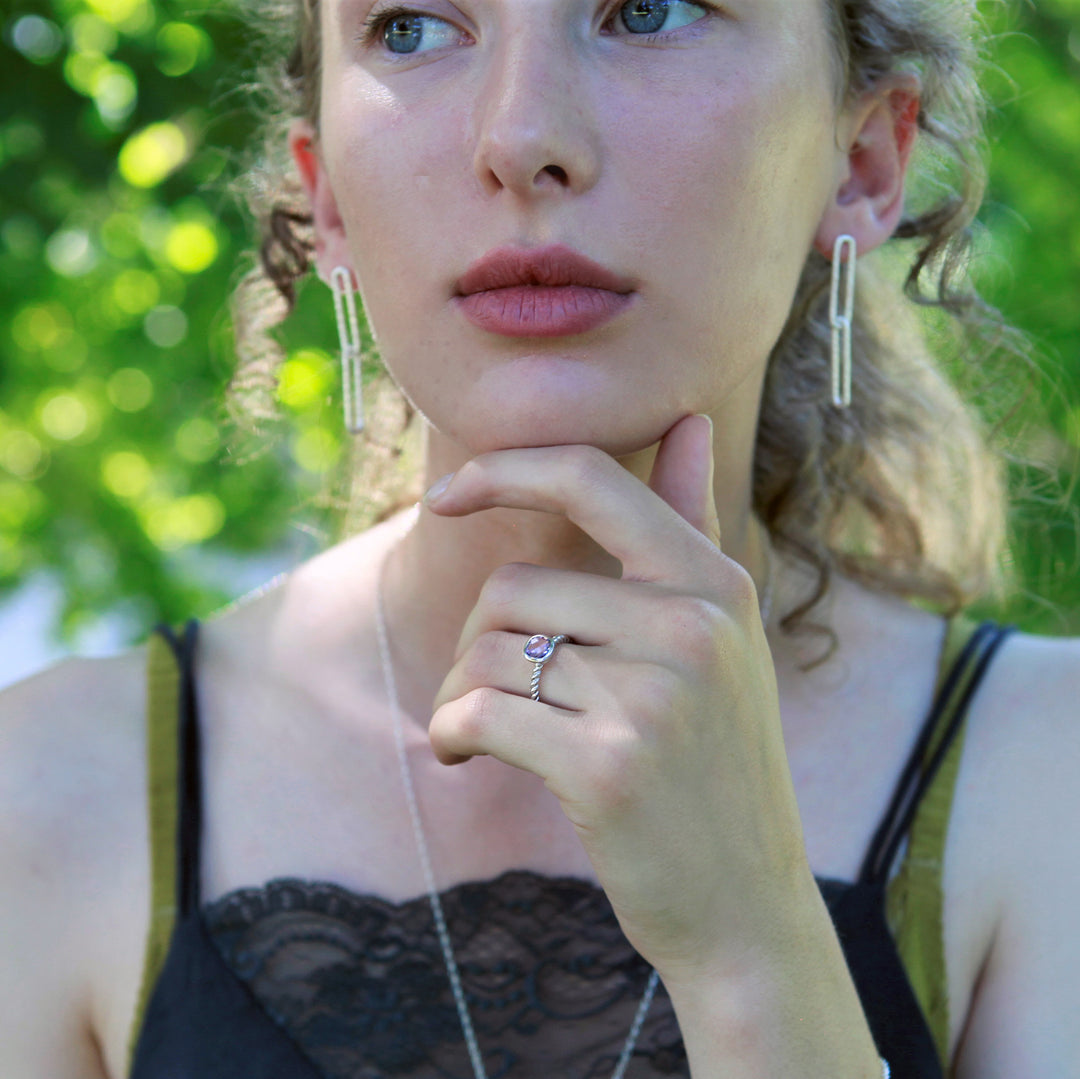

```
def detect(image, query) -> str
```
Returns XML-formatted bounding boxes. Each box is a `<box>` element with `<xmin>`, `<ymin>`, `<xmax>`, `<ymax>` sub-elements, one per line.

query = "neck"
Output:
<box><xmin>380</xmin><ymin>419</ymin><xmax>771</xmax><ymax>729</ymax></box>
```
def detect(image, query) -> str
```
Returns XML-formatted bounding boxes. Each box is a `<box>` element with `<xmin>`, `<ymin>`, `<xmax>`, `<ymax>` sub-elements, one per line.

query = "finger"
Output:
<box><xmin>451</xmin><ymin>562</ymin><xmax>677</xmax><ymax>663</ymax></box>
<box><xmin>433</xmin><ymin>629</ymin><xmax>595</xmax><ymax>714</ymax></box>
<box><xmin>423</xmin><ymin>438</ymin><xmax>735</xmax><ymax>587</ymax></box>
<box><xmin>429</xmin><ymin>687</ymin><xmax>584</xmax><ymax>769</ymax></box>
<box><xmin>646</xmin><ymin>414</ymin><xmax>721</xmax><ymax>547</ymax></box>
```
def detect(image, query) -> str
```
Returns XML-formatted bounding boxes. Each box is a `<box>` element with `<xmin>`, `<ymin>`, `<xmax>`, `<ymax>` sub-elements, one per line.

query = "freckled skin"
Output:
<box><xmin>311</xmin><ymin>0</ymin><xmax>843</xmax><ymax>461</ymax></box>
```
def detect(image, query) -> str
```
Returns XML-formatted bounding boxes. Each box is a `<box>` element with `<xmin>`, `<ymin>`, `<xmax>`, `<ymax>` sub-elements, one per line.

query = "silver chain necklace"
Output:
<box><xmin>373</xmin><ymin>533</ymin><xmax>774</xmax><ymax>1079</ymax></box>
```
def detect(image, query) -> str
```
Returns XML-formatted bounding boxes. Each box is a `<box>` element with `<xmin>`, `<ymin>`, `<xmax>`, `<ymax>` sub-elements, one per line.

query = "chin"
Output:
<box><xmin>428</xmin><ymin>404</ymin><xmax>680</xmax><ymax>462</ymax></box>
<box><xmin>417</xmin><ymin>357</ymin><xmax>685</xmax><ymax>456</ymax></box>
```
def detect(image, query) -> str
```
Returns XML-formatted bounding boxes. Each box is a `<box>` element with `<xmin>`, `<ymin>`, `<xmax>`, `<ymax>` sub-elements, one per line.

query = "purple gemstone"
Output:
<box><xmin>524</xmin><ymin>634</ymin><xmax>552</xmax><ymax>660</ymax></box>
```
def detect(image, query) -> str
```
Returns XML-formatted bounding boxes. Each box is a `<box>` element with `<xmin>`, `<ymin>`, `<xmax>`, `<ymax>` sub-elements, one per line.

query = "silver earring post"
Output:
<box><xmin>330</xmin><ymin>265</ymin><xmax>364</xmax><ymax>434</ymax></box>
<box><xmin>829</xmin><ymin>235</ymin><xmax>856</xmax><ymax>409</ymax></box>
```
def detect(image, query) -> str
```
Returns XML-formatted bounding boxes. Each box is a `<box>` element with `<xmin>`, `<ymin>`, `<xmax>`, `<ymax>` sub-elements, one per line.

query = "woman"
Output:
<box><xmin>1</xmin><ymin>0</ymin><xmax>1077</xmax><ymax>1076</ymax></box>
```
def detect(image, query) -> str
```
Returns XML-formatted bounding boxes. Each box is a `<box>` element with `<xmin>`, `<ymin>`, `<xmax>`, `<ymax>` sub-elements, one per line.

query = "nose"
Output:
<box><xmin>470</xmin><ymin>20</ymin><xmax>602</xmax><ymax>200</ymax></box>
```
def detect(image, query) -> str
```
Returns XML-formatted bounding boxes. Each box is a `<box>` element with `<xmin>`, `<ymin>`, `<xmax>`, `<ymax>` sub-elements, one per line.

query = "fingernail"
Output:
<box><xmin>423</xmin><ymin>472</ymin><xmax>455</xmax><ymax>505</ymax></box>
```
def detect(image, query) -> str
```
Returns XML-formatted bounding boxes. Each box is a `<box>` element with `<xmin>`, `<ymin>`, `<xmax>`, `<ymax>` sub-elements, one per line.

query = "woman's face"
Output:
<box><xmin>309</xmin><ymin>0</ymin><xmax>847</xmax><ymax>458</ymax></box>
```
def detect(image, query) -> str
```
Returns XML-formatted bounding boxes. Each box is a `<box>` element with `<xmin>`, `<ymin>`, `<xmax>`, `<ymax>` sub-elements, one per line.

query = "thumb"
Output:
<box><xmin>647</xmin><ymin>414</ymin><xmax>722</xmax><ymax>546</ymax></box>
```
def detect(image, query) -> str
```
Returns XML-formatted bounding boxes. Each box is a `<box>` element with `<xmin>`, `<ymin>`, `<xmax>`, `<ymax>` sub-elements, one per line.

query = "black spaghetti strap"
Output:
<box><xmin>870</xmin><ymin>623</ymin><xmax>1013</xmax><ymax>885</ymax></box>
<box><xmin>858</xmin><ymin>621</ymin><xmax>1011</xmax><ymax>885</ymax></box>
<box><xmin>856</xmin><ymin>620</ymin><xmax>994</xmax><ymax>885</ymax></box>
<box><xmin>154</xmin><ymin>619</ymin><xmax>203</xmax><ymax>916</ymax></box>
<box><xmin>175</xmin><ymin>619</ymin><xmax>203</xmax><ymax>915</ymax></box>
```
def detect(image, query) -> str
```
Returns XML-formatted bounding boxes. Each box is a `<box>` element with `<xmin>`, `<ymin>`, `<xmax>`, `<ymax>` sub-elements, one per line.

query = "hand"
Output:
<box><xmin>426</xmin><ymin>414</ymin><xmax>814</xmax><ymax>984</ymax></box>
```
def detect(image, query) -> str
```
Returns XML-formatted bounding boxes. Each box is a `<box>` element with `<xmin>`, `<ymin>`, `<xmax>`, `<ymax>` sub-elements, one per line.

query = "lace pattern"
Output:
<box><xmin>203</xmin><ymin>870</ymin><xmax>689</xmax><ymax>1079</ymax></box>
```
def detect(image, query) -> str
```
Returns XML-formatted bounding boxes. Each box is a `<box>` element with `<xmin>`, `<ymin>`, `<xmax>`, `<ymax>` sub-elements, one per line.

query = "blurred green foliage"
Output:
<box><xmin>0</xmin><ymin>0</ymin><xmax>1078</xmax><ymax>645</ymax></box>
<box><xmin>975</xmin><ymin>0</ymin><xmax>1080</xmax><ymax>631</ymax></box>
<box><xmin>0</xmin><ymin>0</ymin><xmax>333</xmax><ymax>642</ymax></box>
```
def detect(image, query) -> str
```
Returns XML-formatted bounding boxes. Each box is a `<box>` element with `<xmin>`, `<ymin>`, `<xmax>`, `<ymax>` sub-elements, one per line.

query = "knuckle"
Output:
<box><xmin>488</xmin><ymin>560</ymin><xmax>531</xmax><ymax>589</ymax></box>
<box><xmin>480</xmin><ymin>562</ymin><xmax>530</xmax><ymax>610</ymax></box>
<box><xmin>660</xmin><ymin>594</ymin><xmax>725</xmax><ymax>665</ymax></box>
<box><xmin>724</xmin><ymin>560</ymin><xmax>760</xmax><ymax>620</ymax></box>
<box><xmin>456</xmin><ymin>456</ymin><xmax>488</xmax><ymax>487</ymax></box>
<box><xmin>581</xmin><ymin>731</ymin><xmax>643</xmax><ymax>811</ymax></box>
<box><xmin>563</xmin><ymin>444</ymin><xmax>610</xmax><ymax>492</ymax></box>
<box><xmin>458</xmin><ymin>686</ymin><xmax>499</xmax><ymax>739</ymax></box>
<box><xmin>632</xmin><ymin>662</ymin><xmax>685</xmax><ymax>720</ymax></box>
<box><xmin>452</xmin><ymin>457</ymin><xmax>490</xmax><ymax>502</ymax></box>
<box><xmin>461</xmin><ymin>631</ymin><xmax>506</xmax><ymax>683</ymax></box>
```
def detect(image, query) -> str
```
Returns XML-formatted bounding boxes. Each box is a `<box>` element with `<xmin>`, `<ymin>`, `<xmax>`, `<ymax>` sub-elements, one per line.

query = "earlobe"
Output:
<box><xmin>813</xmin><ymin>76</ymin><xmax>921</xmax><ymax>260</ymax></box>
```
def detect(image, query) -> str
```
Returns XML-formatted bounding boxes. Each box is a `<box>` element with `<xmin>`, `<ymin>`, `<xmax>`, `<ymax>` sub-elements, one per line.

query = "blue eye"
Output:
<box><xmin>365</xmin><ymin>8</ymin><xmax>462</xmax><ymax>56</ymax></box>
<box><xmin>361</xmin><ymin>1</ymin><xmax>713</xmax><ymax>59</ymax></box>
<box><xmin>615</xmin><ymin>0</ymin><xmax>710</xmax><ymax>35</ymax></box>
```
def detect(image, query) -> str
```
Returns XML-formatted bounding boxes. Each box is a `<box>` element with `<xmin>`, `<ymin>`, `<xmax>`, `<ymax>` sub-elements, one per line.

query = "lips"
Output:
<box><xmin>456</xmin><ymin>244</ymin><xmax>638</xmax><ymax>296</ymax></box>
<box><xmin>453</xmin><ymin>244</ymin><xmax>639</xmax><ymax>337</ymax></box>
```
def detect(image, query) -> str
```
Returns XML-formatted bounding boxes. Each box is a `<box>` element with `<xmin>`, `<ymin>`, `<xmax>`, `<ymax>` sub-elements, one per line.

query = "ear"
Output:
<box><xmin>289</xmin><ymin>119</ymin><xmax>355</xmax><ymax>284</ymax></box>
<box><xmin>814</xmin><ymin>74</ymin><xmax>921</xmax><ymax>259</ymax></box>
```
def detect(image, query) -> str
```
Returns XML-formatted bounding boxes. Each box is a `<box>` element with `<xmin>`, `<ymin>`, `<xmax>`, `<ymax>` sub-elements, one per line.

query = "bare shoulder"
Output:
<box><xmin>0</xmin><ymin>648</ymin><xmax>150</xmax><ymax>1079</ymax></box>
<box><xmin>0</xmin><ymin>648</ymin><xmax>148</xmax><ymax>859</ymax></box>
<box><xmin>950</xmin><ymin>629</ymin><xmax>1080</xmax><ymax>1076</ymax></box>
<box><xmin>963</xmin><ymin>629</ymin><xmax>1079</xmax><ymax>835</ymax></box>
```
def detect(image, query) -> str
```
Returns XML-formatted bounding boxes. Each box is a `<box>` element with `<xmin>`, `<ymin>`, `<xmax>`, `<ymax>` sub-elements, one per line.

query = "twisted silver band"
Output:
<box><xmin>523</xmin><ymin>633</ymin><xmax>571</xmax><ymax>702</ymax></box>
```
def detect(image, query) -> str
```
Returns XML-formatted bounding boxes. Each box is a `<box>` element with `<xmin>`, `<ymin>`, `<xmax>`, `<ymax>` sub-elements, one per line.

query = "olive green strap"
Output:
<box><xmin>125</xmin><ymin>631</ymin><xmax>181</xmax><ymax>1077</ymax></box>
<box><xmin>885</xmin><ymin>615</ymin><xmax>985</xmax><ymax>1071</ymax></box>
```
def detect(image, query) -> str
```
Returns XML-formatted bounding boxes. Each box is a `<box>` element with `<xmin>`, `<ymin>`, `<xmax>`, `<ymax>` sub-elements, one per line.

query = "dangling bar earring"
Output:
<box><xmin>330</xmin><ymin>265</ymin><xmax>364</xmax><ymax>434</ymax></box>
<box><xmin>829</xmin><ymin>235</ymin><xmax>857</xmax><ymax>409</ymax></box>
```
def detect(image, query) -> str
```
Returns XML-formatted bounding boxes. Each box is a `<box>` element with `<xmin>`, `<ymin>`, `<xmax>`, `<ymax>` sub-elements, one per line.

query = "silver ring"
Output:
<box><xmin>523</xmin><ymin>634</ymin><xmax>571</xmax><ymax>702</ymax></box>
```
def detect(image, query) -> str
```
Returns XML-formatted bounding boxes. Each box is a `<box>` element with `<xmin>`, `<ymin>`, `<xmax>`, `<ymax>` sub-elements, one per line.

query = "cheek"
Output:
<box><xmin>604</xmin><ymin>98</ymin><xmax>820</xmax><ymax>367</ymax></box>
<box><xmin>327</xmin><ymin>82</ymin><xmax>462</xmax><ymax>304</ymax></box>
<box><xmin>607</xmin><ymin>66</ymin><xmax>834</xmax><ymax>353</ymax></box>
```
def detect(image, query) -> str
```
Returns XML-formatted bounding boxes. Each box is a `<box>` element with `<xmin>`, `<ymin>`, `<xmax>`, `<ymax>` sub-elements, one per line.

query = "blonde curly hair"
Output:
<box><xmin>227</xmin><ymin>0</ymin><xmax>1027</xmax><ymax>642</ymax></box>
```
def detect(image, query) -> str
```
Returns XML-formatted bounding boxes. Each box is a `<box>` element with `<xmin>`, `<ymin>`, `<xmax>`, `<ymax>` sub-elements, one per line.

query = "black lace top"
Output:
<box><xmin>203</xmin><ymin>872</ymin><xmax>685</xmax><ymax>1079</ymax></box>
<box><xmin>128</xmin><ymin>620</ymin><xmax>1012</xmax><ymax>1079</ymax></box>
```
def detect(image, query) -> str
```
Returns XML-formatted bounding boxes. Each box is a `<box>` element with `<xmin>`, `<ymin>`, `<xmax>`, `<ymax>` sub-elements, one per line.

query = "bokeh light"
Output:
<box><xmin>118</xmin><ymin>122</ymin><xmax>188</xmax><ymax>188</ymax></box>
<box><xmin>277</xmin><ymin>350</ymin><xmax>335</xmax><ymax>411</ymax></box>
<box><xmin>143</xmin><ymin>304</ymin><xmax>188</xmax><ymax>347</ymax></box>
<box><xmin>140</xmin><ymin>493</ymin><xmax>226</xmax><ymax>550</ymax></box>
<box><xmin>155</xmin><ymin>22</ymin><xmax>212</xmax><ymax>77</ymax></box>
<box><xmin>39</xmin><ymin>393</ymin><xmax>90</xmax><ymax>442</ymax></box>
<box><xmin>107</xmin><ymin>368</ymin><xmax>154</xmax><ymax>412</ymax></box>
<box><xmin>12</xmin><ymin>15</ymin><xmax>64</xmax><ymax>63</ymax></box>
<box><xmin>164</xmin><ymin>220</ymin><xmax>218</xmax><ymax>274</ymax></box>
<box><xmin>102</xmin><ymin>450</ymin><xmax>152</xmax><ymax>499</ymax></box>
